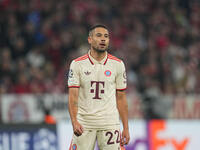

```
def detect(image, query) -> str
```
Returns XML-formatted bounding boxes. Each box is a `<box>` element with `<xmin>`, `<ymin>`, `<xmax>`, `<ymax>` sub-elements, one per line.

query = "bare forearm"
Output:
<box><xmin>68</xmin><ymin>88</ymin><xmax>79</xmax><ymax>124</ymax></box>
<box><xmin>118</xmin><ymin>102</ymin><xmax>129</xmax><ymax>129</ymax></box>
<box><xmin>116</xmin><ymin>91</ymin><xmax>129</xmax><ymax>130</ymax></box>
<box><xmin>68</xmin><ymin>98</ymin><xmax>78</xmax><ymax>123</ymax></box>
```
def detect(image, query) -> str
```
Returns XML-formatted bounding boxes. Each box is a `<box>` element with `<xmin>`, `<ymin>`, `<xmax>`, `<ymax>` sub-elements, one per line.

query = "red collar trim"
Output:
<box><xmin>88</xmin><ymin>54</ymin><xmax>94</xmax><ymax>65</ymax></box>
<box><xmin>88</xmin><ymin>53</ymin><xmax>108</xmax><ymax>65</ymax></box>
<box><xmin>103</xmin><ymin>55</ymin><xmax>108</xmax><ymax>65</ymax></box>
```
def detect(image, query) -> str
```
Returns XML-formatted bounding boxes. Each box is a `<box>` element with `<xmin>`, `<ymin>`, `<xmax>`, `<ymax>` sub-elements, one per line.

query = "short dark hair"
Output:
<box><xmin>89</xmin><ymin>24</ymin><xmax>109</xmax><ymax>36</ymax></box>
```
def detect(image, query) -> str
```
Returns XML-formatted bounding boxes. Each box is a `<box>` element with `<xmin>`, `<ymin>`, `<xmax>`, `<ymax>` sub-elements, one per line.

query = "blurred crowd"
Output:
<box><xmin>0</xmin><ymin>0</ymin><xmax>200</xmax><ymax>95</ymax></box>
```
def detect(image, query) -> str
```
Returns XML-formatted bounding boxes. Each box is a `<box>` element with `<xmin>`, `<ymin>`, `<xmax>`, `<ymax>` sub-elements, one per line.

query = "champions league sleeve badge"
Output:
<box><xmin>123</xmin><ymin>71</ymin><xmax>127</xmax><ymax>79</ymax></box>
<box><xmin>68</xmin><ymin>69</ymin><xmax>73</xmax><ymax>78</ymax></box>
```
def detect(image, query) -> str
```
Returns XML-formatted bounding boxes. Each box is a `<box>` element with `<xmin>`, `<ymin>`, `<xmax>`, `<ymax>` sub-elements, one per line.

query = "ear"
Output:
<box><xmin>88</xmin><ymin>36</ymin><xmax>92</xmax><ymax>44</ymax></box>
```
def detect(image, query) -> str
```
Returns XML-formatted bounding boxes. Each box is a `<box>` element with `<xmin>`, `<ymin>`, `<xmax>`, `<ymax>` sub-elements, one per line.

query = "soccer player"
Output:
<box><xmin>68</xmin><ymin>24</ymin><xmax>130</xmax><ymax>150</ymax></box>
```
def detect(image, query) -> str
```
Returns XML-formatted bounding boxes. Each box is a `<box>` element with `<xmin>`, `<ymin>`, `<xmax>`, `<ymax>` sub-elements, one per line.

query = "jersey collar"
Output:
<box><xmin>88</xmin><ymin>50</ymin><xmax>108</xmax><ymax>65</ymax></box>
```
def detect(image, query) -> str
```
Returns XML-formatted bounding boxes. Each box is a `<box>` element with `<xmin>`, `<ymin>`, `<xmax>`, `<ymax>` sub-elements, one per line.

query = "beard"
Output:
<box><xmin>92</xmin><ymin>45</ymin><xmax>109</xmax><ymax>53</ymax></box>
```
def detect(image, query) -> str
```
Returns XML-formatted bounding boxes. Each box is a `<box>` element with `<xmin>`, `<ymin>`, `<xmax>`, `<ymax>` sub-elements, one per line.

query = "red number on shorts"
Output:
<box><xmin>114</xmin><ymin>130</ymin><xmax>120</xmax><ymax>143</ymax></box>
<box><xmin>106</xmin><ymin>130</ymin><xmax>120</xmax><ymax>145</ymax></box>
<box><xmin>106</xmin><ymin>132</ymin><xmax>115</xmax><ymax>145</ymax></box>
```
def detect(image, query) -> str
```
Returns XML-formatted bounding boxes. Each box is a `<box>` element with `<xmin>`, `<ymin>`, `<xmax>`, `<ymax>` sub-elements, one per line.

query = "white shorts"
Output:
<box><xmin>69</xmin><ymin>129</ymin><xmax>126</xmax><ymax>150</ymax></box>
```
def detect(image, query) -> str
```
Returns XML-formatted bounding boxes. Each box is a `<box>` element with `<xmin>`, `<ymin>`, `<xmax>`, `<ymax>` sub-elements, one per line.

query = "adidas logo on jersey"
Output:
<box><xmin>84</xmin><ymin>71</ymin><xmax>91</xmax><ymax>75</ymax></box>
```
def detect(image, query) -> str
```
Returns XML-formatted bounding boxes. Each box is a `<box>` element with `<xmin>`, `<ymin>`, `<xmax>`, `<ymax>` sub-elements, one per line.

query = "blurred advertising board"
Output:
<box><xmin>0</xmin><ymin>120</ymin><xmax>199</xmax><ymax>150</ymax></box>
<box><xmin>1</xmin><ymin>94</ymin><xmax>69</xmax><ymax>123</ymax></box>
<box><xmin>1</xmin><ymin>94</ymin><xmax>200</xmax><ymax>123</ymax></box>
<box><xmin>0</xmin><ymin>124</ymin><xmax>58</xmax><ymax>150</ymax></box>
<box><xmin>169</xmin><ymin>95</ymin><xmax>200</xmax><ymax>119</ymax></box>
<box><xmin>58</xmin><ymin>120</ymin><xmax>200</xmax><ymax>150</ymax></box>
<box><xmin>126</xmin><ymin>120</ymin><xmax>200</xmax><ymax>150</ymax></box>
<box><xmin>0</xmin><ymin>94</ymin><xmax>142</xmax><ymax>123</ymax></box>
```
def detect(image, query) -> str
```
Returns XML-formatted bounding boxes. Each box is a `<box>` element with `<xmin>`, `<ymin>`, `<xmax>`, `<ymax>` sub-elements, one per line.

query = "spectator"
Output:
<box><xmin>0</xmin><ymin>0</ymin><xmax>200</xmax><ymax>95</ymax></box>
<box><xmin>44</xmin><ymin>108</ymin><xmax>56</xmax><ymax>124</ymax></box>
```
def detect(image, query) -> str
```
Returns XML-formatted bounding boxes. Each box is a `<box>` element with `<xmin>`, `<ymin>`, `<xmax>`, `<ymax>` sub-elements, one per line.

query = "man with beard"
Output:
<box><xmin>68</xmin><ymin>24</ymin><xmax>130</xmax><ymax>150</ymax></box>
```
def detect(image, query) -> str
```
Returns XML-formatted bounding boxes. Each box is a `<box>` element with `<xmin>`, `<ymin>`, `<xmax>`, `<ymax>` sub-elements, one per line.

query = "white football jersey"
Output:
<box><xmin>68</xmin><ymin>51</ymin><xmax>127</xmax><ymax>130</ymax></box>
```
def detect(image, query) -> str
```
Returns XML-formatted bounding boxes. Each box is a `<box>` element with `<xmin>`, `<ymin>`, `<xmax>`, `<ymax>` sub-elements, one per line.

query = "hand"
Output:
<box><xmin>72</xmin><ymin>121</ymin><xmax>84</xmax><ymax>136</ymax></box>
<box><xmin>120</xmin><ymin>129</ymin><xmax>130</xmax><ymax>146</ymax></box>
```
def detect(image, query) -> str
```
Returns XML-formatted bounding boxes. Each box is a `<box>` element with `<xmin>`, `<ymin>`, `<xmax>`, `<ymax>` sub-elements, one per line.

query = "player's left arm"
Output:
<box><xmin>116</xmin><ymin>60</ymin><xmax>130</xmax><ymax>146</ymax></box>
<box><xmin>116</xmin><ymin>90</ymin><xmax>130</xmax><ymax>146</ymax></box>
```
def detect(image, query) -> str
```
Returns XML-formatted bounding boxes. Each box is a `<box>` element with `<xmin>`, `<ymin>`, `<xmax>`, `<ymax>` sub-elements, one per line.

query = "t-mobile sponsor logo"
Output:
<box><xmin>90</xmin><ymin>81</ymin><xmax>105</xmax><ymax>99</ymax></box>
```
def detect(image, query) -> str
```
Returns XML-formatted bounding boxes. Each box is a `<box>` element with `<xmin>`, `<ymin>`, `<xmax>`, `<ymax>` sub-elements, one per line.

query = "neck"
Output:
<box><xmin>90</xmin><ymin>49</ymin><xmax>106</xmax><ymax>61</ymax></box>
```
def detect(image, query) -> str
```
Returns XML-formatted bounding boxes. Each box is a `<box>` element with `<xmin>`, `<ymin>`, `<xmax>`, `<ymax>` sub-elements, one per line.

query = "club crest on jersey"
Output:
<box><xmin>104</xmin><ymin>70</ymin><xmax>111</xmax><ymax>77</ymax></box>
<box><xmin>72</xmin><ymin>144</ymin><xmax>77</xmax><ymax>150</ymax></box>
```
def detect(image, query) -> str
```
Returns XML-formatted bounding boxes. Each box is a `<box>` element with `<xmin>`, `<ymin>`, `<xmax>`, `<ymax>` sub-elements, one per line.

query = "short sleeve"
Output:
<box><xmin>116</xmin><ymin>61</ymin><xmax>127</xmax><ymax>90</ymax></box>
<box><xmin>68</xmin><ymin>60</ymin><xmax>80</xmax><ymax>87</ymax></box>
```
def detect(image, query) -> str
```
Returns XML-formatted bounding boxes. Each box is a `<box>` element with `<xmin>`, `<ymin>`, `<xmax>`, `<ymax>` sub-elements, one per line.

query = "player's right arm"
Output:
<box><xmin>68</xmin><ymin>87</ymin><xmax>83</xmax><ymax>136</ymax></box>
<box><xmin>67</xmin><ymin>60</ymin><xmax>83</xmax><ymax>136</ymax></box>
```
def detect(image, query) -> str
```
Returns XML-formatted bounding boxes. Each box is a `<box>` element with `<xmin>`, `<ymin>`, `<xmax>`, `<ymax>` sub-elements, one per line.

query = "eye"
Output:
<box><xmin>96</xmin><ymin>33</ymin><xmax>102</xmax><ymax>37</ymax></box>
<box><xmin>104</xmin><ymin>34</ymin><xmax>109</xmax><ymax>38</ymax></box>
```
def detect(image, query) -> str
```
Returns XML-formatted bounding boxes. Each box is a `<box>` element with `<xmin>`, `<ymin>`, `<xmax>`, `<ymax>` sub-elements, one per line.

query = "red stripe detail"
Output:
<box><xmin>88</xmin><ymin>54</ymin><xmax>94</xmax><ymax>65</ymax></box>
<box><xmin>75</xmin><ymin>54</ymin><xmax>87</xmax><ymax>60</ymax></box>
<box><xmin>109</xmin><ymin>58</ymin><xmax>121</xmax><ymax>62</ymax></box>
<box><xmin>69</xmin><ymin>141</ymin><xmax>72</xmax><ymax>150</ymax></box>
<box><xmin>74</xmin><ymin>54</ymin><xmax>88</xmax><ymax>62</ymax></box>
<box><xmin>68</xmin><ymin>86</ymin><xmax>80</xmax><ymax>88</ymax></box>
<box><xmin>116</xmin><ymin>88</ymin><xmax>127</xmax><ymax>91</ymax></box>
<box><xmin>108</xmin><ymin>54</ymin><xmax>121</xmax><ymax>62</ymax></box>
<box><xmin>108</xmin><ymin>55</ymin><xmax>119</xmax><ymax>59</ymax></box>
<box><xmin>75</xmin><ymin>56</ymin><xmax>88</xmax><ymax>61</ymax></box>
